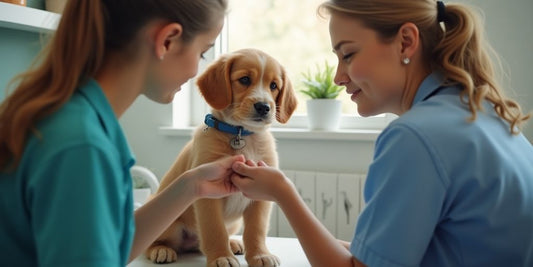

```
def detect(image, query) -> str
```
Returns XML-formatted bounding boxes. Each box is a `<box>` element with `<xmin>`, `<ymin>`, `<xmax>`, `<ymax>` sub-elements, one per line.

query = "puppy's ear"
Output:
<box><xmin>276</xmin><ymin>67</ymin><xmax>298</xmax><ymax>123</ymax></box>
<box><xmin>196</xmin><ymin>55</ymin><xmax>234</xmax><ymax>110</ymax></box>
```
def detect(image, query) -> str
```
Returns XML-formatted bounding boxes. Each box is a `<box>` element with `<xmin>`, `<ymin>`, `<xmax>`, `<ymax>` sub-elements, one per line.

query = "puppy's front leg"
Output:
<box><xmin>242</xmin><ymin>201</ymin><xmax>280</xmax><ymax>267</ymax></box>
<box><xmin>195</xmin><ymin>199</ymin><xmax>239</xmax><ymax>267</ymax></box>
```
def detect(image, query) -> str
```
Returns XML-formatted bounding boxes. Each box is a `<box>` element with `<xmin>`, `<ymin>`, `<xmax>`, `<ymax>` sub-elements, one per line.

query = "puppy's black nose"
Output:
<box><xmin>254</xmin><ymin>102</ymin><xmax>270</xmax><ymax>116</ymax></box>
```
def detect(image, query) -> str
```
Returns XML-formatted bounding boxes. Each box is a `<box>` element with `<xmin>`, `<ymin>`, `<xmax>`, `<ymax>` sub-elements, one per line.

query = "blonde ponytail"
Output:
<box><xmin>433</xmin><ymin>3</ymin><xmax>530</xmax><ymax>134</ymax></box>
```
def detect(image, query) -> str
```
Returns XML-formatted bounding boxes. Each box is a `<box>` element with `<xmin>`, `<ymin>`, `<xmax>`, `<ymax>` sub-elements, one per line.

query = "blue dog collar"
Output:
<box><xmin>204</xmin><ymin>114</ymin><xmax>254</xmax><ymax>136</ymax></box>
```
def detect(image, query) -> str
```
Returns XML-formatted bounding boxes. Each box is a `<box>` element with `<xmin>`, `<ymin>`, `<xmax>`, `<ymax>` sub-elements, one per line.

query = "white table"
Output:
<box><xmin>128</xmin><ymin>236</ymin><xmax>310</xmax><ymax>267</ymax></box>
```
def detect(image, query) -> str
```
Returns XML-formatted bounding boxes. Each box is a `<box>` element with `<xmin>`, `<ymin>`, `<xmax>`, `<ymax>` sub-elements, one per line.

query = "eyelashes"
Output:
<box><xmin>342</xmin><ymin>52</ymin><xmax>355</xmax><ymax>62</ymax></box>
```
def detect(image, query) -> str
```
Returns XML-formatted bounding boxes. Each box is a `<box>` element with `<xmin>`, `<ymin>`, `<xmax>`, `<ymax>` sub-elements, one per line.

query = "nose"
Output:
<box><xmin>254</xmin><ymin>102</ymin><xmax>271</xmax><ymax>116</ymax></box>
<box><xmin>334</xmin><ymin>65</ymin><xmax>349</xmax><ymax>86</ymax></box>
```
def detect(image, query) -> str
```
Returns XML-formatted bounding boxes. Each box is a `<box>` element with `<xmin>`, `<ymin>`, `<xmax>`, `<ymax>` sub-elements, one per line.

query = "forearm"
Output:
<box><xmin>128</xmin><ymin>174</ymin><xmax>197</xmax><ymax>263</ymax></box>
<box><xmin>339</xmin><ymin>239</ymin><xmax>351</xmax><ymax>250</ymax></box>
<box><xmin>276</xmin><ymin>185</ymin><xmax>363</xmax><ymax>267</ymax></box>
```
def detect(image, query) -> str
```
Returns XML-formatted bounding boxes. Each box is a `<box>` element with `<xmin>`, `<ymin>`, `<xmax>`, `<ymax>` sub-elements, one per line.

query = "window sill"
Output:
<box><xmin>158</xmin><ymin>126</ymin><xmax>380</xmax><ymax>142</ymax></box>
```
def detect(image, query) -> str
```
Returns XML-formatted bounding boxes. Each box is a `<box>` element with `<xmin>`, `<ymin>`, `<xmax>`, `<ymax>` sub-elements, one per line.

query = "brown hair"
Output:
<box><xmin>319</xmin><ymin>0</ymin><xmax>530</xmax><ymax>134</ymax></box>
<box><xmin>0</xmin><ymin>0</ymin><xmax>228</xmax><ymax>171</ymax></box>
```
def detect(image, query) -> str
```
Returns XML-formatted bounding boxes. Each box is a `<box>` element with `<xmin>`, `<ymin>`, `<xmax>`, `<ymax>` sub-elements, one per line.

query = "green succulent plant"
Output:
<box><xmin>300</xmin><ymin>61</ymin><xmax>344</xmax><ymax>99</ymax></box>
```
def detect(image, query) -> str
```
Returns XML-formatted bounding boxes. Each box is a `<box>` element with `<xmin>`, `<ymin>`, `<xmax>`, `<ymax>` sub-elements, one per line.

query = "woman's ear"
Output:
<box><xmin>398</xmin><ymin>22</ymin><xmax>420</xmax><ymax>60</ymax></box>
<box><xmin>154</xmin><ymin>23</ymin><xmax>183</xmax><ymax>60</ymax></box>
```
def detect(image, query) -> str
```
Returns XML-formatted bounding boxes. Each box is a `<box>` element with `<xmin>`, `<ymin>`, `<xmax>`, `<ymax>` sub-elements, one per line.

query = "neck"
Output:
<box><xmin>95</xmin><ymin>53</ymin><xmax>148</xmax><ymax>118</ymax></box>
<box><xmin>398</xmin><ymin>64</ymin><xmax>431</xmax><ymax>115</ymax></box>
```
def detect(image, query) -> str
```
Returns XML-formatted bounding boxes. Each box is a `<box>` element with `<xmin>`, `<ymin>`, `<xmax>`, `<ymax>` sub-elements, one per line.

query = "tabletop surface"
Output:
<box><xmin>128</xmin><ymin>236</ymin><xmax>311</xmax><ymax>267</ymax></box>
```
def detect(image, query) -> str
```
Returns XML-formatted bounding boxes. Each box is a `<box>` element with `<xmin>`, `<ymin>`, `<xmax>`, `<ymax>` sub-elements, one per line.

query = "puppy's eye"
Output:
<box><xmin>238</xmin><ymin>76</ymin><xmax>251</xmax><ymax>86</ymax></box>
<box><xmin>270</xmin><ymin>82</ymin><xmax>278</xmax><ymax>90</ymax></box>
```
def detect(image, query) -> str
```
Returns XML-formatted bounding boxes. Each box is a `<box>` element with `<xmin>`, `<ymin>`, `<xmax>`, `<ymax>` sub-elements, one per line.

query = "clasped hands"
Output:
<box><xmin>191</xmin><ymin>155</ymin><xmax>291</xmax><ymax>202</ymax></box>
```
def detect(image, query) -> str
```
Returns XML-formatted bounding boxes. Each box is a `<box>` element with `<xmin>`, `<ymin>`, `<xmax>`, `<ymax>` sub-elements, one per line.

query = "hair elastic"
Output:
<box><xmin>437</xmin><ymin>1</ymin><xmax>447</xmax><ymax>23</ymax></box>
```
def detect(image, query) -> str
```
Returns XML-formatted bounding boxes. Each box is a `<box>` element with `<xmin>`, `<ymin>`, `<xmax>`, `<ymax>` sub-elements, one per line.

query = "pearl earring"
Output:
<box><xmin>402</xmin><ymin>57</ymin><xmax>410</xmax><ymax>65</ymax></box>
<box><xmin>160</xmin><ymin>55</ymin><xmax>164</xmax><ymax>60</ymax></box>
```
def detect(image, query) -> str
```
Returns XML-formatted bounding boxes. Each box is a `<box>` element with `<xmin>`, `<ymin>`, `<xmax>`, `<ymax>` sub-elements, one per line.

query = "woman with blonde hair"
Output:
<box><xmin>231</xmin><ymin>1</ymin><xmax>533</xmax><ymax>266</ymax></box>
<box><xmin>0</xmin><ymin>0</ymin><xmax>247</xmax><ymax>266</ymax></box>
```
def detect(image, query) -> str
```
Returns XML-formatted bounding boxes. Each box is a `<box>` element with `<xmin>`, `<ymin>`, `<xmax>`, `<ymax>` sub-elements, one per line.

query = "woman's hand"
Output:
<box><xmin>230</xmin><ymin>160</ymin><xmax>294</xmax><ymax>202</ymax></box>
<box><xmin>185</xmin><ymin>155</ymin><xmax>246</xmax><ymax>199</ymax></box>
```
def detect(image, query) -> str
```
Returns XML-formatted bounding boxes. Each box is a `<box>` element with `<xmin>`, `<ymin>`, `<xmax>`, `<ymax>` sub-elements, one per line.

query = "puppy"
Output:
<box><xmin>146</xmin><ymin>48</ymin><xmax>298</xmax><ymax>267</ymax></box>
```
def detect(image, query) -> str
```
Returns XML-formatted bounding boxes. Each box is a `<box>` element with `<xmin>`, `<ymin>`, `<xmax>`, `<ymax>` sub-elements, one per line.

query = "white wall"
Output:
<box><xmin>120</xmin><ymin>0</ymin><xmax>533</xmax><ymax>179</ymax></box>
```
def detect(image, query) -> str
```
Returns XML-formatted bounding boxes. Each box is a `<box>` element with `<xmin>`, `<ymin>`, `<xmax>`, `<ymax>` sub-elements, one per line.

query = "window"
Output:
<box><xmin>172</xmin><ymin>0</ymin><xmax>395</xmax><ymax>130</ymax></box>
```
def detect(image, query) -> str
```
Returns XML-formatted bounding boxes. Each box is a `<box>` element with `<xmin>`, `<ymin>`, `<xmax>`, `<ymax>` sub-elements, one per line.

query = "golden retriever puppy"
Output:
<box><xmin>146</xmin><ymin>48</ymin><xmax>298</xmax><ymax>267</ymax></box>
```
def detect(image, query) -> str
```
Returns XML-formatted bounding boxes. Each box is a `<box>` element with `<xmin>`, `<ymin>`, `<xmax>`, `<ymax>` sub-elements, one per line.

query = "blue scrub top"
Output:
<box><xmin>0</xmin><ymin>79</ymin><xmax>136</xmax><ymax>266</ymax></box>
<box><xmin>352</xmin><ymin>72</ymin><xmax>533</xmax><ymax>267</ymax></box>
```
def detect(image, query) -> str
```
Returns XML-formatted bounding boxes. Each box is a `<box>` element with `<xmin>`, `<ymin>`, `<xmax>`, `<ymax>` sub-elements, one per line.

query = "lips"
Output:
<box><xmin>346</xmin><ymin>87</ymin><xmax>361</xmax><ymax>94</ymax></box>
<box><xmin>346</xmin><ymin>88</ymin><xmax>362</xmax><ymax>100</ymax></box>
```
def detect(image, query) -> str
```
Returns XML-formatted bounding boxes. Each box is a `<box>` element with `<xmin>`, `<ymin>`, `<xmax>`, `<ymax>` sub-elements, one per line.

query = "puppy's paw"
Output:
<box><xmin>229</xmin><ymin>239</ymin><xmax>245</xmax><ymax>255</ymax></box>
<box><xmin>247</xmin><ymin>254</ymin><xmax>280</xmax><ymax>267</ymax></box>
<box><xmin>146</xmin><ymin>245</ymin><xmax>178</xmax><ymax>263</ymax></box>
<box><xmin>208</xmin><ymin>256</ymin><xmax>240</xmax><ymax>267</ymax></box>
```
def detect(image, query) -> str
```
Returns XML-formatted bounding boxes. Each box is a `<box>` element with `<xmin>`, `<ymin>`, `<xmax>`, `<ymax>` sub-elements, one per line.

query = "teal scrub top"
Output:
<box><xmin>0</xmin><ymin>79</ymin><xmax>136</xmax><ymax>266</ymax></box>
<box><xmin>352</xmin><ymin>72</ymin><xmax>533</xmax><ymax>266</ymax></box>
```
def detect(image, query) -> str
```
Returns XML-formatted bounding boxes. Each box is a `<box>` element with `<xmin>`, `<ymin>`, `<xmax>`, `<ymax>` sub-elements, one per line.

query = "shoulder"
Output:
<box><xmin>391</xmin><ymin>86</ymin><xmax>518</xmax><ymax>149</ymax></box>
<box><xmin>373</xmin><ymin>90</ymin><xmax>473</xmax><ymax>185</ymax></box>
<box><xmin>388</xmin><ymin>88</ymin><xmax>476</xmax><ymax>147</ymax></box>
<box><xmin>379</xmin><ymin>87</ymin><xmax>533</xmax><ymax>182</ymax></box>
<box><xmin>28</xmin><ymin>92</ymin><xmax>114</xmax><ymax>160</ymax></box>
<box><xmin>379</xmin><ymin>92</ymin><xmax>471</xmax><ymax>169</ymax></box>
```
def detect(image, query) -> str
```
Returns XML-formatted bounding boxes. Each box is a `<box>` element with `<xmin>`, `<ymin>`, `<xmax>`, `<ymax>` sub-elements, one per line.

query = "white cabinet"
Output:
<box><xmin>336</xmin><ymin>173</ymin><xmax>362</xmax><ymax>241</ymax></box>
<box><xmin>316</xmin><ymin>172</ymin><xmax>338</xmax><ymax>236</ymax></box>
<box><xmin>271</xmin><ymin>170</ymin><xmax>366</xmax><ymax>241</ymax></box>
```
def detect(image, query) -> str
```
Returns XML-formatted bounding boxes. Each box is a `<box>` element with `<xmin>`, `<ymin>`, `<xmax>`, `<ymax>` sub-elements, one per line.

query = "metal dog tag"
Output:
<box><xmin>230</xmin><ymin>136</ymin><xmax>246</xmax><ymax>150</ymax></box>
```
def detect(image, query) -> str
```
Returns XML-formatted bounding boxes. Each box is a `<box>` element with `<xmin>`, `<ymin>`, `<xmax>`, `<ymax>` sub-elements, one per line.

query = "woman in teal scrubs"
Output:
<box><xmin>0</xmin><ymin>1</ymin><xmax>240</xmax><ymax>266</ymax></box>
<box><xmin>230</xmin><ymin>1</ymin><xmax>533</xmax><ymax>267</ymax></box>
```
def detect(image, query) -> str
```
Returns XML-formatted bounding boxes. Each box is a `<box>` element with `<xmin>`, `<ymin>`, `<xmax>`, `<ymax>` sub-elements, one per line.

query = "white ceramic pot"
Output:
<box><xmin>45</xmin><ymin>0</ymin><xmax>66</xmax><ymax>13</ymax></box>
<box><xmin>130</xmin><ymin>165</ymin><xmax>159</xmax><ymax>209</ymax></box>
<box><xmin>133</xmin><ymin>188</ymin><xmax>151</xmax><ymax>210</ymax></box>
<box><xmin>306</xmin><ymin>99</ymin><xmax>342</xmax><ymax>131</ymax></box>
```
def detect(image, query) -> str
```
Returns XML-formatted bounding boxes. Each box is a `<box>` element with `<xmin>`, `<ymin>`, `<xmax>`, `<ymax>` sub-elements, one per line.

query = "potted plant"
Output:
<box><xmin>300</xmin><ymin>61</ymin><xmax>344</xmax><ymax>131</ymax></box>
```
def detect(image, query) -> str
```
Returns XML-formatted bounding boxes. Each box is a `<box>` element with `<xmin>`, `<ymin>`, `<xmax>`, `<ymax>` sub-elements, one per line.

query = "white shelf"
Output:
<box><xmin>0</xmin><ymin>2</ymin><xmax>59</xmax><ymax>33</ymax></box>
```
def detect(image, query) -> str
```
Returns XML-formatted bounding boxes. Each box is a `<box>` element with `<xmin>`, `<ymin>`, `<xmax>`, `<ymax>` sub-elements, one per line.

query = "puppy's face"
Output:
<box><xmin>197</xmin><ymin>49</ymin><xmax>297</xmax><ymax>131</ymax></box>
<box><xmin>225</xmin><ymin>51</ymin><xmax>284</xmax><ymax>128</ymax></box>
